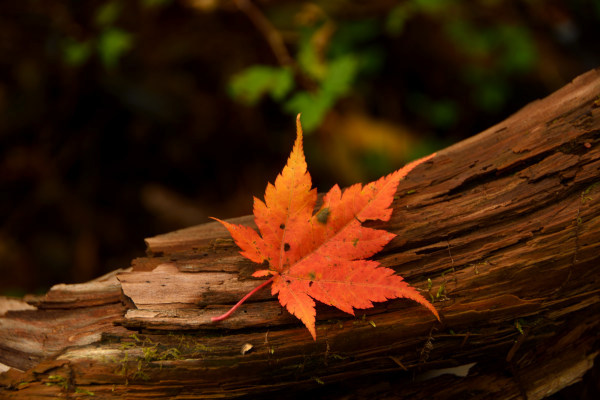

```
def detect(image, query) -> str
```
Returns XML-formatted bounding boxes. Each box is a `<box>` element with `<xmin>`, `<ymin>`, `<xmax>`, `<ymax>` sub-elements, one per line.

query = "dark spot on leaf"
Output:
<box><xmin>285</xmin><ymin>279</ymin><xmax>291</xmax><ymax>284</ymax></box>
<box><xmin>352</xmin><ymin>238</ymin><xmax>359</xmax><ymax>247</ymax></box>
<box><xmin>280</xmin><ymin>224</ymin><xmax>285</xmax><ymax>229</ymax></box>
<box><xmin>284</xmin><ymin>243</ymin><xmax>291</xmax><ymax>251</ymax></box>
<box><xmin>309</xmin><ymin>281</ymin><xmax>314</xmax><ymax>287</ymax></box>
<box><xmin>316</xmin><ymin>207</ymin><xmax>330</xmax><ymax>224</ymax></box>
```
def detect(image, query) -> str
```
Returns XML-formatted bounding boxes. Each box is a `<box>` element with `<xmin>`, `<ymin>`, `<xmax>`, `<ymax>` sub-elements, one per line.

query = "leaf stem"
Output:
<box><xmin>211</xmin><ymin>277</ymin><xmax>274</xmax><ymax>322</ymax></box>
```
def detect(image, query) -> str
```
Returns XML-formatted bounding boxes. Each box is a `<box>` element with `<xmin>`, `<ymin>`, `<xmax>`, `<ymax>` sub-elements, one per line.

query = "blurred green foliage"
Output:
<box><xmin>229</xmin><ymin>66</ymin><xmax>294</xmax><ymax>105</ymax></box>
<box><xmin>98</xmin><ymin>28</ymin><xmax>134</xmax><ymax>69</ymax></box>
<box><xmin>62</xmin><ymin>39</ymin><xmax>93</xmax><ymax>67</ymax></box>
<box><xmin>60</xmin><ymin>0</ymin><xmax>133</xmax><ymax>69</ymax></box>
<box><xmin>226</xmin><ymin>0</ymin><xmax>546</xmax><ymax>132</ymax></box>
<box><xmin>229</xmin><ymin>17</ymin><xmax>383</xmax><ymax>132</ymax></box>
<box><xmin>284</xmin><ymin>54</ymin><xmax>360</xmax><ymax>131</ymax></box>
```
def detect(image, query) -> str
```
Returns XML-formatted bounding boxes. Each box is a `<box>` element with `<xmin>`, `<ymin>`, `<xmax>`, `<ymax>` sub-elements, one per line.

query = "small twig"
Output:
<box><xmin>389</xmin><ymin>356</ymin><xmax>408</xmax><ymax>371</ymax></box>
<box><xmin>419</xmin><ymin>327</ymin><xmax>436</xmax><ymax>363</ymax></box>
<box><xmin>446</xmin><ymin>239</ymin><xmax>458</xmax><ymax>289</ymax></box>
<box><xmin>234</xmin><ymin>0</ymin><xmax>293</xmax><ymax>67</ymax></box>
<box><xmin>460</xmin><ymin>332</ymin><xmax>470</xmax><ymax>348</ymax></box>
<box><xmin>446</xmin><ymin>240</ymin><xmax>455</xmax><ymax>266</ymax></box>
<box><xmin>211</xmin><ymin>277</ymin><xmax>274</xmax><ymax>322</ymax></box>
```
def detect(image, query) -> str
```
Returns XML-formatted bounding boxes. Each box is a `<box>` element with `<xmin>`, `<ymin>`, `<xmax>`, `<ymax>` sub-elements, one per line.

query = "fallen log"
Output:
<box><xmin>1</xmin><ymin>68</ymin><xmax>600</xmax><ymax>399</ymax></box>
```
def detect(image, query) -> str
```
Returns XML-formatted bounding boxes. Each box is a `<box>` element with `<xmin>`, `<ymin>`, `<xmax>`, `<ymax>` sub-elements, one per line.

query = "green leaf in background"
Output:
<box><xmin>413</xmin><ymin>0</ymin><xmax>451</xmax><ymax>14</ymax></box>
<box><xmin>321</xmin><ymin>55</ymin><xmax>358</xmax><ymax>97</ymax></box>
<box><xmin>428</xmin><ymin>99</ymin><xmax>459</xmax><ymax>129</ymax></box>
<box><xmin>461</xmin><ymin>65</ymin><xmax>510</xmax><ymax>113</ymax></box>
<box><xmin>284</xmin><ymin>55</ymin><xmax>358</xmax><ymax>132</ymax></box>
<box><xmin>446</xmin><ymin>20</ymin><xmax>536</xmax><ymax>74</ymax></box>
<box><xmin>297</xmin><ymin>27</ymin><xmax>327</xmax><ymax>81</ymax></box>
<box><xmin>95</xmin><ymin>1</ymin><xmax>121</xmax><ymax>27</ymax></box>
<box><xmin>446</xmin><ymin>20</ymin><xmax>493</xmax><ymax>58</ymax></box>
<box><xmin>284</xmin><ymin>91</ymin><xmax>333</xmax><ymax>132</ymax></box>
<box><xmin>496</xmin><ymin>25</ymin><xmax>537</xmax><ymax>74</ymax></box>
<box><xmin>473</xmin><ymin>79</ymin><xmax>509</xmax><ymax>113</ymax></box>
<box><xmin>386</xmin><ymin>0</ymin><xmax>454</xmax><ymax>36</ymax></box>
<box><xmin>328</xmin><ymin>19</ymin><xmax>379</xmax><ymax>57</ymax></box>
<box><xmin>97</xmin><ymin>28</ymin><xmax>133</xmax><ymax>69</ymax></box>
<box><xmin>229</xmin><ymin>66</ymin><xmax>294</xmax><ymax>105</ymax></box>
<box><xmin>62</xmin><ymin>39</ymin><xmax>92</xmax><ymax>66</ymax></box>
<box><xmin>386</xmin><ymin>4</ymin><xmax>414</xmax><ymax>35</ymax></box>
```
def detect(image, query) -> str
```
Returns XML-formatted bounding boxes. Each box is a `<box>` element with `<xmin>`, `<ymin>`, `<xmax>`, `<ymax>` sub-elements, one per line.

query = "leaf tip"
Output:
<box><xmin>396</xmin><ymin>152</ymin><xmax>437</xmax><ymax>181</ymax></box>
<box><xmin>296</xmin><ymin>113</ymin><xmax>303</xmax><ymax>140</ymax></box>
<box><xmin>309</xmin><ymin>325</ymin><xmax>317</xmax><ymax>341</ymax></box>
<box><xmin>210</xmin><ymin>216</ymin><xmax>233</xmax><ymax>231</ymax></box>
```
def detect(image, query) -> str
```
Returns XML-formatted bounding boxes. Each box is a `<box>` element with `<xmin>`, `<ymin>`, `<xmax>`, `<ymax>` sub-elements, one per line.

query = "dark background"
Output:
<box><xmin>1</xmin><ymin>0</ymin><xmax>598</xmax><ymax>294</ymax></box>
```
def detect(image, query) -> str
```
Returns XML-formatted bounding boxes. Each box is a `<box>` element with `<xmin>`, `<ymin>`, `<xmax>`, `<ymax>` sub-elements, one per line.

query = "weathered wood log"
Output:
<box><xmin>1</xmin><ymin>68</ymin><xmax>600</xmax><ymax>399</ymax></box>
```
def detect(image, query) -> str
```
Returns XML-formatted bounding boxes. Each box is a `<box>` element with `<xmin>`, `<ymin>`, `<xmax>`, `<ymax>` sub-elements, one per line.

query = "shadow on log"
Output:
<box><xmin>2</xmin><ymin>68</ymin><xmax>600</xmax><ymax>399</ymax></box>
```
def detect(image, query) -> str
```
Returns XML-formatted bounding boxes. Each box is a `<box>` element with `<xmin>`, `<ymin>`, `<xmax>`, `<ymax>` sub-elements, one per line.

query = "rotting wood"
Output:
<box><xmin>1</xmin><ymin>68</ymin><xmax>600</xmax><ymax>399</ymax></box>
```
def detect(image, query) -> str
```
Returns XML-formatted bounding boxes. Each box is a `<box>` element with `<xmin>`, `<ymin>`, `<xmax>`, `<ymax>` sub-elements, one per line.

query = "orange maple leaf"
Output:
<box><xmin>212</xmin><ymin>115</ymin><xmax>439</xmax><ymax>339</ymax></box>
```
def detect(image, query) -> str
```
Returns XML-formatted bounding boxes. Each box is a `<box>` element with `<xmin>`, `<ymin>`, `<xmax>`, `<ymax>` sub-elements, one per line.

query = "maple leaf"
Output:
<box><xmin>212</xmin><ymin>115</ymin><xmax>439</xmax><ymax>340</ymax></box>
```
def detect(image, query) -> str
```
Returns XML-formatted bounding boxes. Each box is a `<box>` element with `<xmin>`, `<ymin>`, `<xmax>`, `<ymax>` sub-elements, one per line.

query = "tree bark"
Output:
<box><xmin>2</xmin><ymin>68</ymin><xmax>600</xmax><ymax>399</ymax></box>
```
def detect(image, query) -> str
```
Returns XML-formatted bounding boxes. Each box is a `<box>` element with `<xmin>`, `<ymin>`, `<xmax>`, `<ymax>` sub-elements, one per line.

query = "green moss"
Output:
<box><xmin>120</xmin><ymin>342</ymin><xmax>135</xmax><ymax>350</ymax></box>
<box><xmin>515</xmin><ymin>319</ymin><xmax>524</xmax><ymax>334</ymax></box>
<box><xmin>132</xmin><ymin>360</ymin><xmax>151</xmax><ymax>381</ymax></box>
<box><xmin>582</xmin><ymin>181</ymin><xmax>600</xmax><ymax>203</ymax></box>
<box><xmin>46</xmin><ymin>374</ymin><xmax>69</xmax><ymax>390</ymax></box>
<box><xmin>75</xmin><ymin>387</ymin><xmax>95</xmax><ymax>396</ymax></box>
<box><xmin>129</xmin><ymin>333</ymin><xmax>142</xmax><ymax>342</ymax></box>
<box><xmin>351</xmin><ymin>314</ymin><xmax>376</xmax><ymax>328</ymax></box>
<box><xmin>110</xmin><ymin>333</ymin><xmax>205</xmax><ymax>383</ymax></box>
<box><xmin>160</xmin><ymin>348</ymin><xmax>182</xmax><ymax>360</ymax></box>
<box><xmin>114</xmin><ymin>351</ymin><xmax>130</xmax><ymax>377</ymax></box>
<box><xmin>142</xmin><ymin>345</ymin><xmax>159</xmax><ymax>362</ymax></box>
<box><xmin>471</xmin><ymin>261</ymin><xmax>489</xmax><ymax>275</ymax></box>
<box><xmin>435</xmin><ymin>281</ymin><xmax>446</xmax><ymax>299</ymax></box>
